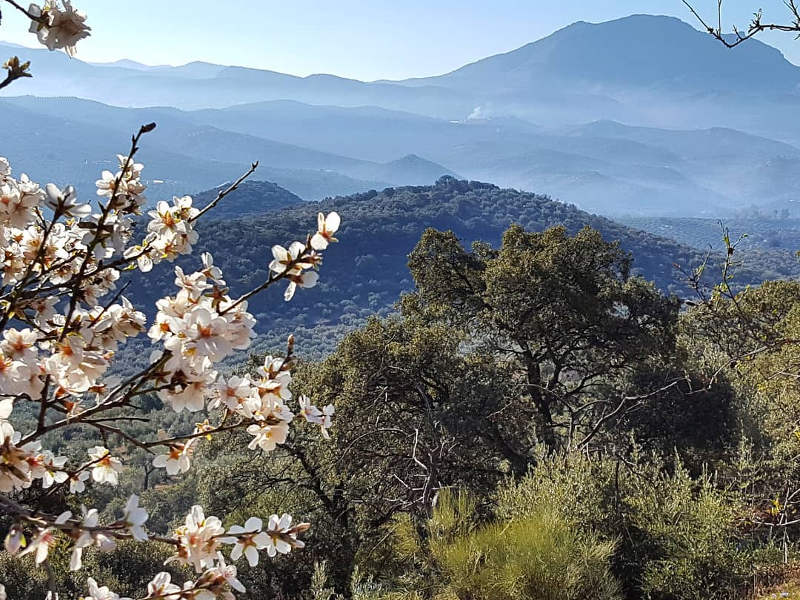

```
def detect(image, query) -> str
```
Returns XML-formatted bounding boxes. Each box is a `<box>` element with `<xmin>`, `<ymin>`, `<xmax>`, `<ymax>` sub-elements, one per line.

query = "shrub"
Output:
<box><xmin>496</xmin><ymin>453</ymin><xmax>757</xmax><ymax>600</ymax></box>
<box><xmin>386</xmin><ymin>490</ymin><xmax>621</xmax><ymax>600</ymax></box>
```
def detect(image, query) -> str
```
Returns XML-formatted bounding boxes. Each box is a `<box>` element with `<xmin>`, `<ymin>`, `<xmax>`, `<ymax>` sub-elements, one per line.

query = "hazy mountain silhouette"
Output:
<box><xmin>6</xmin><ymin>14</ymin><xmax>800</xmax><ymax>214</ymax></box>
<box><xmin>401</xmin><ymin>15</ymin><xmax>800</xmax><ymax>94</ymax></box>
<box><xmin>0</xmin><ymin>96</ymin><xmax>453</xmax><ymax>201</ymax></box>
<box><xmin>6</xmin><ymin>14</ymin><xmax>800</xmax><ymax>130</ymax></box>
<box><xmin>193</xmin><ymin>180</ymin><xmax>303</xmax><ymax>216</ymax></box>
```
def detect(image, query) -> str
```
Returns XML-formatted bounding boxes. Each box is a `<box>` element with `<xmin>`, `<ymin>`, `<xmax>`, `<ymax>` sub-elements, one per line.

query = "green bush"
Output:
<box><xmin>629</xmin><ymin>466</ymin><xmax>752</xmax><ymax>600</ymax></box>
<box><xmin>496</xmin><ymin>453</ymin><xmax>756</xmax><ymax>600</ymax></box>
<box><xmin>386</xmin><ymin>490</ymin><xmax>621</xmax><ymax>600</ymax></box>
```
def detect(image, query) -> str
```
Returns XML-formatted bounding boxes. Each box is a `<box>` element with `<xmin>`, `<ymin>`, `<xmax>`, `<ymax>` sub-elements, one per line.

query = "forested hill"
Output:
<box><xmin>125</xmin><ymin>177</ymin><xmax>800</xmax><ymax>343</ymax></box>
<box><xmin>193</xmin><ymin>180</ymin><xmax>302</xmax><ymax>217</ymax></box>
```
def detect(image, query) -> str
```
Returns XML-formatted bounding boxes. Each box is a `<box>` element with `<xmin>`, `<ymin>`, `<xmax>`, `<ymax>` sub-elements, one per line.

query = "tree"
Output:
<box><xmin>0</xmin><ymin>4</ymin><xmax>343</xmax><ymax>599</ymax></box>
<box><xmin>406</xmin><ymin>225</ymin><xmax>680</xmax><ymax>453</ymax></box>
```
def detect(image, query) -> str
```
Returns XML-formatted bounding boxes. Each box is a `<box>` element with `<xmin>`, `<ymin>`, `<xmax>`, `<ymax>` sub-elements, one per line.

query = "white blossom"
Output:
<box><xmin>123</xmin><ymin>494</ymin><xmax>149</xmax><ymax>541</ymax></box>
<box><xmin>169</xmin><ymin>505</ymin><xmax>225</xmax><ymax>573</ymax></box>
<box><xmin>152</xmin><ymin>442</ymin><xmax>193</xmax><ymax>476</ymax></box>
<box><xmin>311</xmin><ymin>211</ymin><xmax>341</xmax><ymax>250</ymax></box>
<box><xmin>81</xmin><ymin>577</ymin><xmax>130</xmax><ymax>600</ymax></box>
<box><xmin>88</xmin><ymin>446</ymin><xmax>122</xmax><ymax>485</ymax></box>
<box><xmin>222</xmin><ymin>517</ymin><xmax>270</xmax><ymax>567</ymax></box>
<box><xmin>146</xmin><ymin>572</ymin><xmax>181</xmax><ymax>598</ymax></box>
<box><xmin>265</xmin><ymin>513</ymin><xmax>306</xmax><ymax>557</ymax></box>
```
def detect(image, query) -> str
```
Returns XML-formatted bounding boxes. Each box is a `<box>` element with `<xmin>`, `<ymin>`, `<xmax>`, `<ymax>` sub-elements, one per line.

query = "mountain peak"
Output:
<box><xmin>426</xmin><ymin>13</ymin><xmax>800</xmax><ymax>95</ymax></box>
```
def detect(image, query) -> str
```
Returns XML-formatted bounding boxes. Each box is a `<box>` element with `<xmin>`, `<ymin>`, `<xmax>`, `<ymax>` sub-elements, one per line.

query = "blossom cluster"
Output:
<box><xmin>4</xmin><ymin>497</ymin><xmax>306</xmax><ymax>598</ymax></box>
<box><xmin>0</xmin><ymin>2</ymin><xmax>343</xmax><ymax>598</ymax></box>
<box><xmin>0</xmin><ymin>155</ymin><xmax>147</xmax><ymax>403</ymax></box>
<box><xmin>0</xmin><ymin>137</ymin><xmax>340</xmax><ymax>598</ymax></box>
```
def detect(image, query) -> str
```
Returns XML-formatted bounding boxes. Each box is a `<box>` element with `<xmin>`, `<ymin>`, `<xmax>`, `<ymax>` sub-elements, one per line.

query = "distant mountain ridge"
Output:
<box><xmin>5</xmin><ymin>93</ymin><xmax>800</xmax><ymax>216</ymax></box>
<box><xmin>7</xmin><ymin>14</ymin><xmax>800</xmax><ymax>216</ymax></box>
<box><xmin>5</xmin><ymin>14</ymin><xmax>800</xmax><ymax>139</ymax></box>
<box><xmin>400</xmin><ymin>15</ymin><xmax>800</xmax><ymax>93</ymax></box>
<box><xmin>0</xmin><ymin>95</ymin><xmax>453</xmax><ymax>202</ymax></box>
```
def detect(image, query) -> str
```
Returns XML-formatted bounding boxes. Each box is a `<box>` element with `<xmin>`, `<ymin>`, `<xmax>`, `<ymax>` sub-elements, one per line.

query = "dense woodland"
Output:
<box><xmin>107</xmin><ymin>178</ymin><xmax>800</xmax><ymax>366</ymax></box>
<box><xmin>5</xmin><ymin>176</ymin><xmax>800</xmax><ymax>599</ymax></box>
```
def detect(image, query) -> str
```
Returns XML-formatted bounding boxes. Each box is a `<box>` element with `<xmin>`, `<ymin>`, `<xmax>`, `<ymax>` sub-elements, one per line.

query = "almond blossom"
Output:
<box><xmin>311</xmin><ymin>211</ymin><xmax>341</xmax><ymax>250</ymax></box>
<box><xmin>0</xmin><ymin>111</ymin><xmax>338</xmax><ymax>597</ymax></box>
<box><xmin>146</xmin><ymin>572</ymin><xmax>181</xmax><ymax>598</ymax></box>
<box><xmin>67</xmin><ymin>508</ymin><xmax>115</xmax><ymax>571</ymax></box>
<box><xmin>68</xmin><ymin>469</ymin><xmax>90</xmax><ymax>493</ymax></box>
<box><xmin>265</xmin><ymin>513</ymin><xmax>307</xmax><ymax>557</ymax></box>
<box><xmin>246</xmin><ymin>421</ymin><xmax>290</xmax><ymax>453</ymax></box>
<box><xmin>122</xmin><ymin>494</ymin><xmax>149</xmax><ymax>541</ymax></box>
<box><xmin>170</xmin><ymin>505</ymin><xmax>225</xmax><ymax>573</ymax></box>
<box><xmin>152</xmin><ymin>441</ymin><xmax>194</xmax><ymax>476</ymax></box>
<box><xmin>222</xmin><ymin>517</ymin><xmax>271</xmax><ymax>567</ymax></box>
<box><xmin>81</xmin><ymin>577</ymin><xmax>130</xmax><ymax>600</ymax></box>
<box><xmin>88</xmin><ymin>446</ymin><xmax>122</xmax><ymax>485</ymax></box>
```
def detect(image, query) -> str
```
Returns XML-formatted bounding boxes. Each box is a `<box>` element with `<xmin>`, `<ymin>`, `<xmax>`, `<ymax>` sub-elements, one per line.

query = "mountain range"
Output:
<box><xmin>4</xmin><ymin>14</ymin><xmax>800</xmax><ymax>216</ymax></box>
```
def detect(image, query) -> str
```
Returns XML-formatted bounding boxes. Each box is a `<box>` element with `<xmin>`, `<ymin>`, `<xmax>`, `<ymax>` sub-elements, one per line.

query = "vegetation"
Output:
<box><xmin>619</xmin><ymin>215</ymin><xmax>800</xmax><ymax>252</ymax></box>
<box><xmin>106</xmin><ymin>178</ymin><xmax>800</xmax><ymax>373</ymax></box>
<box><xmin>8</xmin><ymin>1</ymin><xmax>800</xmax><ymax>598</ymax></box>
<box><xmin>20</xmin><ymin>210</ymin><xmax>797</xmax><ymax>599</ymax></box>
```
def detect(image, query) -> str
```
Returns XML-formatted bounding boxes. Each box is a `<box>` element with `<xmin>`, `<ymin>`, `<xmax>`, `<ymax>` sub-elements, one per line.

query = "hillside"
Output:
<box><xmin>619</xmin><ymin>215</ymin><xmax>800</xmax><ymax>252</ymax></box>
<box><xmin>117</xmin><ymin>177</ymin><xmax>800</xmax><ymax>361</ymax></box>
<box><xmin>193</xmin><ymin>180</ymin><xmax>302</xmax><ymax>216</ymax></box>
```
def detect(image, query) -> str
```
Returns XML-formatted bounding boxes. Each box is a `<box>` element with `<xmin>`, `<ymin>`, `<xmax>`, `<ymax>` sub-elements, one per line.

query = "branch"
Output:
<box><xmin>683</xmin><ymin>0</ymin><xmax>800</xmax><ymax>47</ymax></box>
<box><xmin>2</xmin><ymin>0</ymin><xmax>43</xmax><ymax>21</ymax></box>
<box><xmin>191</xmin><ymin>161</ymin><xmax>259</xmax><ymax>222</ymax></box>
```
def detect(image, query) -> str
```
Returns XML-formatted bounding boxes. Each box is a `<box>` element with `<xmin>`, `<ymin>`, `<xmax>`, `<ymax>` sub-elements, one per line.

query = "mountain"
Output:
<box><xmin>401</xmin><ymin>15</ymin><xmax>800</xmax><ymax>95</ymax></box>
<box><xmin>184</xmin><ymin>100</ymin><xmax>471</xmax><ymax>163</ymax></box>
<box><xmin>0</xmin><ymin>42</ymin><xmax>471</xmax><ymax>116</ymax></box>
<box><xmin>7</xmin><ymin>14</ymin><xmax>800</xmax><ymax>135</ymax></box>
<box><xmin>239</xmin><ymin>167</ymin><xmax>389</xmax><ymax>202</ymax></box>
<box><xmin>394</xmin><ymin>14</ymin><xmax>800</xmax><ymax>139</ymax></box>
<box><xmin>193</xmin><ymin>180</ymin><xmax>303</xmax><ymax>217</ymax></box>
<box><xmin>618</xmin><ymin>215</ymin><xmax>800</xmax><ymax>253</ymax></box>
<box><xmin>121</xmin><ymin>177</ymin><xmax>800</xmax><ymax>360</ymax></box>
<box><xmin>8</xmin><ymin>93</ymin><xmax>800</xmax><ymax>216</ymax></box>
<box><xmin>8</xmin><ymin>15</ymin><xmax>800</xmax><ymax>215</ymax></box>
<box><xmin>0</xmin><ymin>96</ymin><xmax>449</xmax><ymax>201</ymax></box>
<box><xmin>90</xmin><ymin>59</ymin><xmax>163</xmax><ymax>71</ymax></box>
<box><xmin>0</xmin><ymin>15</ymin><xmax>800</xmax><ymax>141</ymax></box>
<box><xmin>361</xmin><ymin>154</ymin><xmax>456</xmax><ymax>185</ymax></box>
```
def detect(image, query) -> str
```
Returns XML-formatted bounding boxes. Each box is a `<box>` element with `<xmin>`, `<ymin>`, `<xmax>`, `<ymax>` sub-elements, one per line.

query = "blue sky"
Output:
<box><xmin>1</xmin><ymin>0</ymin><xmax>799</xmax><ymax>79</ymax></box>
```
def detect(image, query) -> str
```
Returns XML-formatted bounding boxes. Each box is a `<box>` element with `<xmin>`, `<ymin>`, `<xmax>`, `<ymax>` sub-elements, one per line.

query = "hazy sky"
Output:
<box><xmin>1</xmin><ymin>0</ymin><xmax>799</xmax><ymax>80</ymax></box>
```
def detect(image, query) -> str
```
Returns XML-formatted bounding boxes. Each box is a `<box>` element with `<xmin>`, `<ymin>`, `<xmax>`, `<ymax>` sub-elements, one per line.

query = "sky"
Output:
<box><xmin>1</xmin><ymin>0</ymin><xmax>800</xmax><ymax>80</ymax></box>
